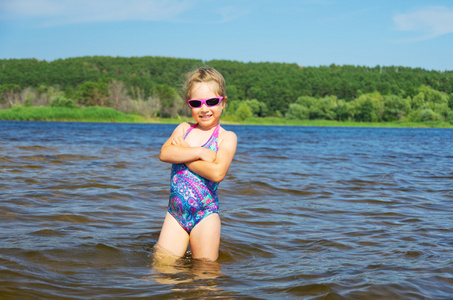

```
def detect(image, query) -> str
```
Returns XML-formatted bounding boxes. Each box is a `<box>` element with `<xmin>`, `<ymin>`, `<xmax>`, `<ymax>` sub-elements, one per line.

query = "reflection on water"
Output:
<box><xmin>1</xmin><ymin>121</ymin><xmax>452</xmax><ymax>299</ymax></box>
<box><xmin>150</xmin><ymin>245</ymin><xmax>222</xmax><ymax>290</ymax></box>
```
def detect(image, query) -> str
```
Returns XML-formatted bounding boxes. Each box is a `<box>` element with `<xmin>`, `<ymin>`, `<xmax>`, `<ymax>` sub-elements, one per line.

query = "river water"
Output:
<box><xmin>1</xmin><ymin>120</ymin><xmax>452</xmax><ymax>299</ymax></box>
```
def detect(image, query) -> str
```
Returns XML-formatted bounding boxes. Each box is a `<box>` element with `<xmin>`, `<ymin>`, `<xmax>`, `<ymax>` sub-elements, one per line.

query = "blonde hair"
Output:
<box><xmin>184</xmin><ymin>67</ymin><xmax>226</xmax><ymax>100</ymax></box>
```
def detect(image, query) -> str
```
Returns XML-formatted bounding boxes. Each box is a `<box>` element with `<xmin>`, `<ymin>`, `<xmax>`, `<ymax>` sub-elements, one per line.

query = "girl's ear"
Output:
<box><xmin>221</xmin><ymin>96</ymin><xmax>228</xmax><ymax>109</ymax></box>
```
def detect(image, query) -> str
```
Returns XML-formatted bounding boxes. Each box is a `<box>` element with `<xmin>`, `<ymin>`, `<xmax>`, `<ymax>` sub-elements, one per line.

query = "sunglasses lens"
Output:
<box><xmin>206</xmin><ymin>98</ymin><xmax>220</xmax><ymax>106</ymax></box>
<box><xmin>188</xmin><ymin>100</ymin><xmax>202</xmax><ymax>108</ymax></box>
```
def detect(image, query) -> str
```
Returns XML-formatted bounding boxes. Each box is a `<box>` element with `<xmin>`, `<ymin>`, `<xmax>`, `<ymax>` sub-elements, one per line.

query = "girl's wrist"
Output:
<box><xmin>200</xmin><ymin>148</ymin><xmax>216</xmax><ymax>162</ymax></box>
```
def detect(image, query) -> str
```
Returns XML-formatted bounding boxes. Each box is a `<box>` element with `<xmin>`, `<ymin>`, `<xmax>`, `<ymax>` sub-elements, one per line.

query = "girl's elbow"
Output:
<box><xmin>159</xmin><ymin>145</ymin><xmax>174</xmax><ymax>163</ymax></box>
<box><xmin>212</xmin><ymin>177</ymin><xmax>223</xmax><ymax>183</ymax></box>
<box><xmin>159</xmin><ymin>151</ymin><xmax>170</xmax><ymax>163</ymax></box>
<box><xmin>211</xmin><ymin>172</ymin><xmax>226</xmax><ymax>183</ymax></box>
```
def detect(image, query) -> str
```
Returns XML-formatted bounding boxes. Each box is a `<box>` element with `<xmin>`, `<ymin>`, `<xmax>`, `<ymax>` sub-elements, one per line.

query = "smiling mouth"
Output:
<box><xmin>200</xmin><ymin>114</ymin><xmax>212</xmax><ymax>120</ymax></box>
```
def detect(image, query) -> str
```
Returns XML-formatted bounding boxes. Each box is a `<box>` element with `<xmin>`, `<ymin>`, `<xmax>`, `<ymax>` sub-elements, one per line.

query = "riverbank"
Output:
<box><xmin>236</xmin><ymin>117</ymin><xmax>453</xmax><ymax>128</ymax></box>
<box><xmin>1</xmin><ymin>106</ymin><xmax>452</xmax><ymax>128</ymax></box>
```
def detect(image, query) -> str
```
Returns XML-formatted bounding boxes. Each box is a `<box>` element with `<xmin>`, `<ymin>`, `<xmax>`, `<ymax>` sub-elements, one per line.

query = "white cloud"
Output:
<box><xmin>0</xmin><ymin>0</ymin><xmax>195</xmax><ymax>25</ymax></box>
<box><xmin>215</xmin><ymin>6</ymin><xmax>250</xmax><ymax>23</ymax></box>
<box><xmin>393</xmin><ymin>6</ymin><xmax>453</xmax><ymax>41</ymax></box>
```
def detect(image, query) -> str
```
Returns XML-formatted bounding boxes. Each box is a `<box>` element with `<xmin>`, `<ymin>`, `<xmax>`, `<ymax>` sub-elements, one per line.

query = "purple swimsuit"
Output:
<box><xmin>168</xmin><ymin>123</ymin><xmax>220</xmax><ymax>233</ymax></box>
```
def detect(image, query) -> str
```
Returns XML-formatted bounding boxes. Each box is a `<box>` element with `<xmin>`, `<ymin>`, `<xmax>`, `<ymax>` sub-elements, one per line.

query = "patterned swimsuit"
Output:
<box><xmin>168</xmin><ymin>123</ymin><xmax>220</xmax><ymax>233</ymax></box>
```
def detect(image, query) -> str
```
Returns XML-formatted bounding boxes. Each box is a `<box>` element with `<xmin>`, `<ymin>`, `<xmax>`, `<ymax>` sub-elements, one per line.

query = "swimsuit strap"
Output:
<box><xmin>183</xmin><ymin>123</ymin><xmax>199</xmax><ymax>139</ymax></box>
<box><xmin>211</xmin><ymin>123</ymin><xmax>220</xmax><ymax>139</ymax></box>
<box><xmin>183</xmin><ymin>123</ymin><xmax>220</xmax><ymax>142</ymax></box>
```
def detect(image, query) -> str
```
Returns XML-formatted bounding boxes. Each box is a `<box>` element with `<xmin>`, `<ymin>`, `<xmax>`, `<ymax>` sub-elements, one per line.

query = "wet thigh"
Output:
<box><xmin>156</xmin><ymin>212</ymin><xmax>190</xmax><ymax>257</ymax></box>
<box><xmin>189</xmin><ymin>213</ymin><xmax>221</xmax><ymax>261</ymax></box>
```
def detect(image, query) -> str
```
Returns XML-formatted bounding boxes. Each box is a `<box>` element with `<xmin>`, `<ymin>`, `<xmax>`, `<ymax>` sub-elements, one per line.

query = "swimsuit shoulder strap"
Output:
<box><xmin>212</xmin><ymin>123</ymin><xmax>220</xmax><ymax>138</ymax></box>
<box><xmin>184</xmin><ymin>123</ymin><xmax>220</xmax><ymax>139</ymax></box>
<box><xmin>203</xmin><ymin>123</ymin><xmax>221</xmax><ymax>150</ymax></box>
<box><xmin>183</xmin><ymin>123</ymin><xmax>198</xmax><ymax>139</ymax></box>
<box><xmin>184</xmin><ymin>123</ymin><xmax>221</xmax><ymax>150</ymax></box>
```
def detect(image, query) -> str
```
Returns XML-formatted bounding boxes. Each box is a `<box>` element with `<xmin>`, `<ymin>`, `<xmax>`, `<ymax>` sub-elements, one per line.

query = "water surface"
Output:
<box><xmin>1</xmin><ymin>121</ymin><xmax>452</xmax><ymax>299</ymax></box>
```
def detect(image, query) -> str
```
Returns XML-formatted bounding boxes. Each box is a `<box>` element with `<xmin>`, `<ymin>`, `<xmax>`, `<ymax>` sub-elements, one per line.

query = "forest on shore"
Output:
<box><xmin>1</xmin><ymin>56</ymin><xmax>453</xmax><ymax>125</ymax></box>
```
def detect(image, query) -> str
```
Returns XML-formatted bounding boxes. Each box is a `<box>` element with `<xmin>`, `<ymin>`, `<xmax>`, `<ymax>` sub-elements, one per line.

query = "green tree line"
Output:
<box><xmin>1</xmin><ymin>56</ymin><xmax>452</xmax><ymax>123</ymax></box>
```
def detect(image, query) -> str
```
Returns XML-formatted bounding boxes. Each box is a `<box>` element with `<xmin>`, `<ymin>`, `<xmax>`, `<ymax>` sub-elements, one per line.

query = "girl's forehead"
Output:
<box><xmin>190</xmin><ymin>81</ymin><xmax>220</xmax><ymax>97</ymax></box>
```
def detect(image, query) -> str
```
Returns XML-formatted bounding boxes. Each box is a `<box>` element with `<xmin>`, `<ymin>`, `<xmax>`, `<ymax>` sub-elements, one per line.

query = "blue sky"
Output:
<box><xmin>1</xmin><ymin>0</ymin><xmax>452</xmax><ymax>71</ymax></box>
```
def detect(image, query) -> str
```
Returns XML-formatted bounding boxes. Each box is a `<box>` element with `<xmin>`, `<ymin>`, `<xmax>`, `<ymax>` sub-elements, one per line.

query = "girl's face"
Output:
<box><xmin>189</xmin><ymin>81</ymin><xmax>226</xmax><ymax>129</ymax></box>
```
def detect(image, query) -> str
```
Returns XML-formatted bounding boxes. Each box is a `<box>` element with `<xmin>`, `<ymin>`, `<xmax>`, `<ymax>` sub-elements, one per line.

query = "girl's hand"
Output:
<box><xmin>184</xmin><ymin>130</ymin><xmax>237</xmax><ymax>183</ymax></box>
<box><xmin>186</xmin><ymin>149</ymin><xmax>215</xmax><ymax>169</ymax></box>
<box><xmin>171</xmin><ymin>136</ymin><xmax>190</xmax><ymax>147</ymax></box>
<box><xmin>170</xmin><ymin>134</ymin><xmax>215</xmax><ymax>162</ymax></box>
<box><xmin>198</xmin><ymin>148</ymin><xmax>216</xmax><ymax>163</ymax></box>
<box><xmin>159</xmin><ymin>122</ymin><xmax>227</xmax><ymax>168</ymax></box>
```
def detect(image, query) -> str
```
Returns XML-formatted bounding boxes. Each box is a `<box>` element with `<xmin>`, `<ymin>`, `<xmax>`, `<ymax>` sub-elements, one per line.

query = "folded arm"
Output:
<box><xmin>185</xmin><ymin>131</ymin><xmax>237</xmax><ymax>183</ymax></box>
<box><xmin>159</xmin><ymin>123</ymin><xmax>216</xmax><ymax>164</ymax></box>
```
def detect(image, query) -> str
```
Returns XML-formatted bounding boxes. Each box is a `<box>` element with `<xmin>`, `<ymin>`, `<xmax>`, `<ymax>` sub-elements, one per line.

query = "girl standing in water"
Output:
<box><xmin>156</xmin><ymin>67</ymin><xmax>237</xmax><ymax>261</ymax></box>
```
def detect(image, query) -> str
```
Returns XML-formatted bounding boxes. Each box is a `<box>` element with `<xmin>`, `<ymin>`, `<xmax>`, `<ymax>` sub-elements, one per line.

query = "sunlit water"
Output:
<box><xmin>1</xmin><ymin>121</ymin><xmax>452</xmax><ymax>299</ymax></box>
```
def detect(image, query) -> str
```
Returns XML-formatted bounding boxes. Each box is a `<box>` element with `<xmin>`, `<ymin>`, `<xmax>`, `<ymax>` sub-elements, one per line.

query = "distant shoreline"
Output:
<box><xmin>1</xmin><ymin>106</ymin><xmax>452</xmax><ymax>128</ymax></box>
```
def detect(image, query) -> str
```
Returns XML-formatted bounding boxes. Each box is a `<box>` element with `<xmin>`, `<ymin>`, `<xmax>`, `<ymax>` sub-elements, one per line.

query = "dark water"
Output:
<box><xmin>1</xmin><ymin>120</ymin><xmax>452</xmax><ymax>299</ymax></box>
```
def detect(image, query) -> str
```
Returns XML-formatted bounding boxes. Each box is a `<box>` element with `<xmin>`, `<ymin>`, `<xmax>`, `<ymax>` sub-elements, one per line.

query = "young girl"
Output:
<box><xmin>156</xmin><ymin>67</ymin><xmax>237</xmax><ymax>262</ymax></box>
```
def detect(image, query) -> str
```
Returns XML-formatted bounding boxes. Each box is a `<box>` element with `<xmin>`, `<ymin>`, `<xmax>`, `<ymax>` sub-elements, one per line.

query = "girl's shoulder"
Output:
<box><xmin>173</xmin><ymin>122</ymin><xmax>194</xmax><ymax>136</ymax></box>
<box><xmin>218</xmin><ymin>126</ymin><xmax>237</xmax><ymax>145</ymax></box>
<box><xmin>219</xmin><ymin>125</ymin><xmax>236</xmax><ymax>135</ymax></box>
<box><xmin>174</xmin><ymin>122</ymin><xmax>193</xmax><ymax>129</ymax></box>
<box><xmin>182</xmin><ymin>122</ymin><xmax>196</xmax><ymax>128</ymax></box>
<box><xmin>219</xmin><ymin>124</ymin><xmax>235</xmax><ymax>135</ymax></box>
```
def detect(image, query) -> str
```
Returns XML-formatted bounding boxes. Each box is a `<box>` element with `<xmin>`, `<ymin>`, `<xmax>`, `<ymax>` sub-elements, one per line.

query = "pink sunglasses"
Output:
<box><xmin>187</xmin><ymin>97</ymin><xmax>224</xmax><ymax>108</ymax></box>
